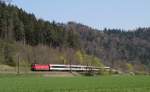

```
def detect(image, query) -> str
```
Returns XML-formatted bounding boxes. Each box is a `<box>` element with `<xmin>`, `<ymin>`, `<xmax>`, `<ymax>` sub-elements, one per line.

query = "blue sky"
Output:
<box><xmin>12</xmin><ymin>0</ymin><xmax>150</xmax><ymax>30</ymax></box>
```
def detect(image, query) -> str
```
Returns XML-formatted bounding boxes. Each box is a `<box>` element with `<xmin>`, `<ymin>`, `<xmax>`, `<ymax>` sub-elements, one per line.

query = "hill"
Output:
<box><xmin>64</xmin><ymin>22</ymin><xmax>150</xmax><ymax>73</ymax></box>
<box><xmin>0</xmin><ymin>1</ymin><xmax>150</xmax><ymax>73</ymax></box>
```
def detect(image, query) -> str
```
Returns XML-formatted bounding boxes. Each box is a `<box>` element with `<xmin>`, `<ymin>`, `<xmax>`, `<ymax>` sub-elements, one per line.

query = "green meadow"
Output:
<box><xmin>0</xmin><ymin>75</ymin><xmax>150</xmax><ymax>92</ymax></box>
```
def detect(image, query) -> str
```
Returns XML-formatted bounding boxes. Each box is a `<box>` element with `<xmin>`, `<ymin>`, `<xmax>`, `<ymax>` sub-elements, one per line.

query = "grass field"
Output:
<box><xmin>0</xmin><ymin>74</ymin><xmax>150</xmax><ymax>92</ymax></box>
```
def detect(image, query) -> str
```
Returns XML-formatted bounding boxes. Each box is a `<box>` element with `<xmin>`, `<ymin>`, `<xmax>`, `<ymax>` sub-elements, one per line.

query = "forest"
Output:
<box><xmin>0</xmin><ymin>1</ymin><xmax>150</xmax><ymax>73</ymax></box>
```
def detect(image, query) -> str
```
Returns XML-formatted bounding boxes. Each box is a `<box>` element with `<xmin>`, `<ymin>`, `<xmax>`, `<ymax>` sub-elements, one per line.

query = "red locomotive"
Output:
<box><xmin>31</xmin><ymin>64</ymin><xmax>49</xmax><ymax>71</ymax></box>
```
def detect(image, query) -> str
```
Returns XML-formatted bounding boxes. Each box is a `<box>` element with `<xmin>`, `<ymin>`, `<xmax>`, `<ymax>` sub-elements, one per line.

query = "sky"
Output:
<box><xmin>12</xmin><ymin>0</ymin><xmax>150</xmax><ymax>30</ymax></box>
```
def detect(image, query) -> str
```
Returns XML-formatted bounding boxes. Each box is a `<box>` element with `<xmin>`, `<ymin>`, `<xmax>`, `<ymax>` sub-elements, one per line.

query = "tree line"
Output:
<box><xmin>0</xmin><ymin>1</ymin><xmax>150</xmax><ymax>73</ymax></box>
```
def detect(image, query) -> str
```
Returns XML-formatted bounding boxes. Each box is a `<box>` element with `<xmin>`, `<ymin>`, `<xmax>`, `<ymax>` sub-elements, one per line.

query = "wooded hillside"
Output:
<box><xmin>0</xmin><ymin>1</ymin><xmax>150</xmax><ymax>73</ymax></box>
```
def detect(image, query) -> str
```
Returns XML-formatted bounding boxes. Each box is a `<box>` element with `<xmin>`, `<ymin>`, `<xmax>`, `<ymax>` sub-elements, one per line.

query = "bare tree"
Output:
<box><xmin>66</xmin><ymin>48</ymin><xmax>75</xmax><ymax>72</ymax></box>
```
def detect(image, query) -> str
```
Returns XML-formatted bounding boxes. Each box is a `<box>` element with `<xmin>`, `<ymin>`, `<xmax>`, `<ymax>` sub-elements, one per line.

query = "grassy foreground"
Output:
<box><xmin>0</xmin><ymin>74</ymin><xmax>150</xmax><ymax>92</ymax></box>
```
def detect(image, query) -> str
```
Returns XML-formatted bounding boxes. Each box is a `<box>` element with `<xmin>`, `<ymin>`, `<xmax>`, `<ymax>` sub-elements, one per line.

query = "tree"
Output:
<box><xmin>126</xmin><ymin>63</ymin><xmax>133</xmax><ymax>73</ymax></box>
<box><xmin>75</xmin><ymin>50</ymin><xmax>84</xmax><ymax>65</ymax></box>
<box><xmin>3</xmin><ymin>43</ymin><xmax>15</xmax><ymax>66</ymax></box>
<box><xmin>14</xmin><ymin>17</ymin><xmax>25</xmax><ymax>43</ymax></box>
<box><xmin>67</xmin><ymin>27</ymin><xmax>80</xmax><ymax>48</ymax></box>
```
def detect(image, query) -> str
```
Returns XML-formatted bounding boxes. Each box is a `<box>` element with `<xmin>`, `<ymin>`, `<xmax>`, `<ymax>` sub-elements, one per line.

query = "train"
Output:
<box><xmin>31</xmin><ymin>64</ymin><xmax>110</xmax><ymax>72</ymax></box>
